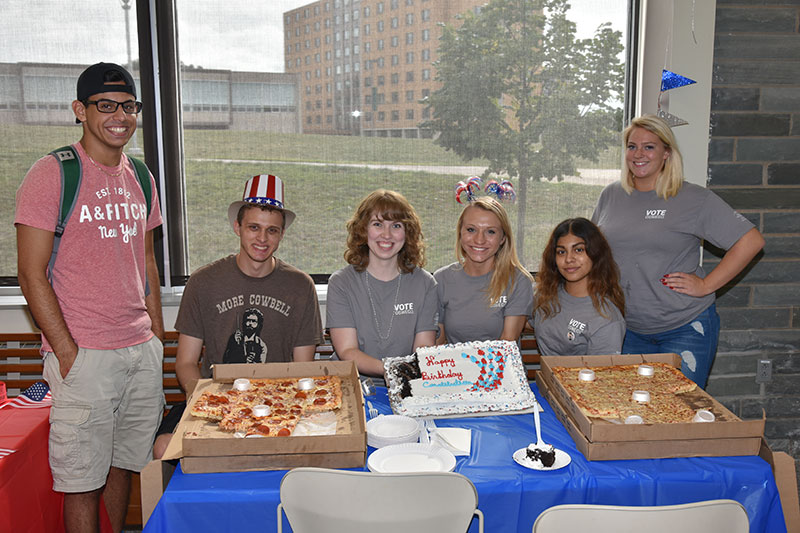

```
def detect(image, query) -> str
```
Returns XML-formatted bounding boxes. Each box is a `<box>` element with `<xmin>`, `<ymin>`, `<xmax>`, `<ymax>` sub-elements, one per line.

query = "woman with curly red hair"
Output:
<box><xmin>326</xmin><ymin>190</ymin><xmax>438</xmax><ymax>376</ymax></box>
<box><xmin>533</xmin><ymin>218</ymin><xmax>625</xmax><ymax>356</ymax></box>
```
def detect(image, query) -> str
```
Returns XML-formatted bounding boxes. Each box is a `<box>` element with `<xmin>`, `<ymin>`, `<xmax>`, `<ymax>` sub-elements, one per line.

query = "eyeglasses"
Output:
<box><xmin>85</xmin><ymin>99</ymin><xmax>143</xmax><ymax>115</ymax></box>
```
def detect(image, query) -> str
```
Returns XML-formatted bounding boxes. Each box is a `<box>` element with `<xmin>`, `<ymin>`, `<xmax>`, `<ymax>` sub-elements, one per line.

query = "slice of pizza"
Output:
<box><xmin>245</xmin><ymin>414</ymin><xmax>300</xmax><ymax>437</ymax></box>
<box><xmin>190</xmin><ymin>391</ymin><xmax>234</xmax><ymax>421</ymax></box>
<box><xmin>303</xmin><ymin>376</ymin><xmax>343</xmax><ymax>412</ymax></box>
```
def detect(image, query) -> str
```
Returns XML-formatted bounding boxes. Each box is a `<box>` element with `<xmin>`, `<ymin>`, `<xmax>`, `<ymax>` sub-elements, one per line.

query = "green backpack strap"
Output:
<box><xmin>127</xmin><ymin>155</ymin><xmax>154</xmax><ymax>296</ymax></box>
<box><xmin>128</xmin><ymin>155</ymin><xmax>153</xmax><ymax>217</ymax></box>
<box><xmin>46</xmin><ymin>148</ymin><xmax>154</xmax><ymax>280</ymax></box>
<box><xmin>48</xmin><ymin>146</ymin><xmax>82</xmax><ymax>279</ymax></box>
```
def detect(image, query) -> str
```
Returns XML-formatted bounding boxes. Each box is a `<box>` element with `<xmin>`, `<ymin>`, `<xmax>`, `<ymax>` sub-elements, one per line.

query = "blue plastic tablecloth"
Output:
<box><xmin>144</xmin><ymin>385</ymin><xmax>785</xmax><ymax>533</ymax></box>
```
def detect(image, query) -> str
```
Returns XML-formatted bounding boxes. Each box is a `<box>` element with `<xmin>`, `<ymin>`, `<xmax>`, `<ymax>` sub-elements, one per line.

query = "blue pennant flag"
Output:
<box><xmin>661</xmin><ymin>70</ymin><xmax>696</xmax><ymax>92</ymax></box>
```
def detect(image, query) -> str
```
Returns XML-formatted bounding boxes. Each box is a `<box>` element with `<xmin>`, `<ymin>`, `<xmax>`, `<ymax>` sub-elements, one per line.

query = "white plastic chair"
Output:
<box><xmin>276</xmin><ymin>467</ymin><xmax>484</xmax><ymax>533</ymax></box>
<box><xmin>532</xmin><ymin>499</ymin><xmax>749</xmax><ymax>533</ymax></box>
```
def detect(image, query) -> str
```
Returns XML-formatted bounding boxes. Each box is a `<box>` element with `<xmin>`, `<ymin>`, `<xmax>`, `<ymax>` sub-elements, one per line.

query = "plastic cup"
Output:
<box><xmin>361</xmin><ymin>378</ymin><xmax>376</xmax><ymax>396</ymax></box>
<box><xmin>578</xmin><ymin>369</ymin><xmax>596</xmax><ymax>382</ymax></box>
<box><xmin>625</xmin><ymin>415</ymin><xmax>644</xmax><ymax>424</ymax></box>
<box><xmin>297</xmin><ymin>378</ymin><xmax>315</xmax><ymax>391</ymax></box>
<box><xmin>637</xmin><ymin>364</ymin><xmax>655</xmax><ymax>377</ymax></box>
<box><xmin>631</xmin><ymin>390</ymin><xmax>650</xmax><ymax>403</ymax></box>
<box><xmin>693</xmin><ymin>409</ymin><xmax>715</xmax><ymax>423</ymax></box>
<box><xmin>252</xmin><ymin>404</ymin><xmax>271</xmax><ymax>417</ymax></box>
<box><xmin>233</xmin><ymin>378</ymin><xmax>251</xmax><ymax>391</ymax></box>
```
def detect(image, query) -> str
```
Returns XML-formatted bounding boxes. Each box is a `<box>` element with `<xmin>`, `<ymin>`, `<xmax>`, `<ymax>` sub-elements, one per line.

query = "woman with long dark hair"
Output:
<box><xmin>533</xmin><ymin>217</ymin><xmax>625</xmax><ymax>356</ymax></box>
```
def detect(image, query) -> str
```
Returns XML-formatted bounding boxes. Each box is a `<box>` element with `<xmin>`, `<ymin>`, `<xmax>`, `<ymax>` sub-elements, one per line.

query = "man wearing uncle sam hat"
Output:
<box><xmin>15</xmin><ymin>62</ymin><xmax>164</xmax><ymax>532</ymax></box>
<box><xmin>152</xmin><ymin>174</ymin><xmax>323</xmax><ymax>458</ymax></box>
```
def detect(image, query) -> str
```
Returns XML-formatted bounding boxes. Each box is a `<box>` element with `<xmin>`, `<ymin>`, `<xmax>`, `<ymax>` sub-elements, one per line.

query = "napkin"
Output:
<box><xmin>292</xmin><ymin>412</ymin><xmax>338</xmax><ymax>436</ymax></box>
<box><xmin>430</xmin><ymin>428</ymin><xmax>471</xmax><ymax>456</ymax></box>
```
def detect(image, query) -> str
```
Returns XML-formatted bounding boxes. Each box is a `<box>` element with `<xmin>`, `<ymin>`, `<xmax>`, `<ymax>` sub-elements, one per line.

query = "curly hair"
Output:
<box><xmin>343</xmin><ymin>189</ymin><xmax>425</xmax><ymax>273</ymax></box>
<box><xmin>621</xmin><ymin>114</ymin><xmax>684</xmax><ymax>200</ymax></box>
<box><xmin>534</xmin><ymin>218</ymin><xmax>624</xmax><ymax>320</ymax></box>
<box><xmin>455</xmin><ymin>197</ymin><xmax>532</xmax><ymax>306</ymax></box>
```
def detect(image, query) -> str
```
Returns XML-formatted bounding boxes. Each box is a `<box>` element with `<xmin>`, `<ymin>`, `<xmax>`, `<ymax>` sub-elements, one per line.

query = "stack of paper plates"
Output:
<box><xmin>366</xmin><ymin>414</ymin><xmax>420</xmax><ymax>448</ymax></box>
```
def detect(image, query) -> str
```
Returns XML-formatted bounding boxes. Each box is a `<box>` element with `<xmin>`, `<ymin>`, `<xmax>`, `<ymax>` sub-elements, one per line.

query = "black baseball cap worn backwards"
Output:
<box><xmin>77</xmin><ymin>62</ymin><xmax>137</xmax><ymax>101</ymax></box>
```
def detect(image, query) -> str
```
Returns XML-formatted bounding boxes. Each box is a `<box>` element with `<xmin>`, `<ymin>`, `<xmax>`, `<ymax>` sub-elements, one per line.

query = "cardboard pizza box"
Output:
<box><xmin>535</xmin><ymin>354</ymin><xmax>764</xmax><ymax>460</ymax></box>
<box><xmin>160</xmin><ymin>360</ymin><xmax>367</xmax><ymax>473</ymax></box>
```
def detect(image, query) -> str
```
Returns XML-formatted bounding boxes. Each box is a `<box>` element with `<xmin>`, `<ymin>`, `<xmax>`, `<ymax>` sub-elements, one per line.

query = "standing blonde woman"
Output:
<box><xmin>434</xmin><ymin>197</ymin><xmax>533</xmax><ymax>344</ymax></box>
<box><xmin>592</xmin><ymin>115</ymin><xmax>764</xmax><ymax>387</ymax></box>
<box><xmin>327</xmin><ymin>190</ymin><xmax>439</xmax><ymax>377</ymax></box>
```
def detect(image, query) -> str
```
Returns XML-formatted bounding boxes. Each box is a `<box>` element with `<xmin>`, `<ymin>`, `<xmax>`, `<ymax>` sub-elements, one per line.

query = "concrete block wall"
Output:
<box><xmin>706</xmin><ymin>0</ymin><xmax>800</xmax><ymax>487</ymax></box>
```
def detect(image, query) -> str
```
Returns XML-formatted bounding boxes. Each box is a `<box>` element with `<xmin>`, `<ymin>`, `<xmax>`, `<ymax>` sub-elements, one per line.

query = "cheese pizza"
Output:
<box><xmin>551</xmin><ymin>363</ymin><xmax>698</xmax><ymax>423</ymax></box>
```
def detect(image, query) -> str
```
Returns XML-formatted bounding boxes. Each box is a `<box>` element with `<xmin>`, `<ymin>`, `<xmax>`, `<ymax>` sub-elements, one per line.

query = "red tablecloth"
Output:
<box><xmin>0</xmin><ymin>405</ymin><xmax>64</xmax><ymax>533</ymax></box>
<box><xmin>0</xmin><ymin>402</ymin><xmax>117</xmax><ymax>532</ymax></box>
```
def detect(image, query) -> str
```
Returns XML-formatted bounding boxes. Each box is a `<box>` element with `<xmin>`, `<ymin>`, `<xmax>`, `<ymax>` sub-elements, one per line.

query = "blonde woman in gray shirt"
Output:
<box><xmin>435</xmin><ymin>197</ymin><xmax>533</xmax><ymax>345</ymax></box>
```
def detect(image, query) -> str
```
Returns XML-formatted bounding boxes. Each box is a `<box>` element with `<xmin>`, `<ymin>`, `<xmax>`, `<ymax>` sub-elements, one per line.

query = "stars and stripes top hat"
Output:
<box><xmin>227</xmin><ymin>174</ymin><xmax>296</xmax><ymax>231</ymax></box>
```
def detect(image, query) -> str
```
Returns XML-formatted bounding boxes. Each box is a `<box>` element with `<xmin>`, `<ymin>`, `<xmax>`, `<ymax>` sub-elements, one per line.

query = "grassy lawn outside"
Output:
<box><xmin>2</xmin><ymin>123</ymin><xmax>615</xmax><ymax>278</ymax></box>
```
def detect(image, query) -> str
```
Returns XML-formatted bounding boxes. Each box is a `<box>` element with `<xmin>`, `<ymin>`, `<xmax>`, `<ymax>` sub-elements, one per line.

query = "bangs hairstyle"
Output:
<box><xmin>455</xmin><ymin>197</ymin><xmax>532</xmax><ymax>306</ymax></box>
<box><xmin>237</xmin><ymin>204</ymin><xmax>286</xmax><ymax>229</ymax></box>
<box><xmin>344</xmin><ymin>189</ymin><xmax>425</xmax><ymax>273</ymax></box>
<box><xmin>534</xmin><ymin>218</ymin><xmax>625</xmax><ymax>320</ymax></box>
<box><xmin>621</xmin><ymin>114</ymin><xmax>684</xmax><ymax>200</ymax></box>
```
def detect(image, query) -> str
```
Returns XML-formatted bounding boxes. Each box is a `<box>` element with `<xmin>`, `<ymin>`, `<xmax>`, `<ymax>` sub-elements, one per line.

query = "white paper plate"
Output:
<box><xmin>367</xmin><ymin>415</ymin><xmax>420</xmax><ymax>448</ymax></box>
<box><xmin>368</xmin><ymin>443</ymin><xmax>457</xmax><ymax>473</ymax></box>
<box><xmin>513</xmin><ymin>447</ymin><xmax>571</xmax><ymax>471</ymax></box>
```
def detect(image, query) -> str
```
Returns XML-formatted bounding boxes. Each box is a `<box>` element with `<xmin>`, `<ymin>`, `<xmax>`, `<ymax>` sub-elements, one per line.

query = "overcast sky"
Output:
<box><xmin>1</xmin><ymin>0</ymin><xmax>625</xmax><ymax>72</ymax></box>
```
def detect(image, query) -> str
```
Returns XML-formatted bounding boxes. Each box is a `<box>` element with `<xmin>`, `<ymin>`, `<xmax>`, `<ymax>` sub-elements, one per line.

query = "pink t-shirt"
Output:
<box><xmin>15</xmin><ymin>143</ymin><xmax>163</xmax><ymax>351</ymax></box>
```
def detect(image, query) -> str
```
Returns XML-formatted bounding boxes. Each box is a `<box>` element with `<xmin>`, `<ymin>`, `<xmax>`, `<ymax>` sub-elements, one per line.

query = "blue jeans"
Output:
<box><xmin>622</xmin><ymin>304</ymin><xmax>720</xmax><ymax>389</ymax></box>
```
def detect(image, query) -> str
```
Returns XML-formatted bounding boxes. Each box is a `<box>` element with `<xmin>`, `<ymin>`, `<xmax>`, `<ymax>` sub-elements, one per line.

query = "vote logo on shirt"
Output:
<box><xmin>566</xmin><ymin>318</ymin><xmax>586</xmax><ymax>342</ymax></box>
<box><xmin>490</xmin><ymin>295</ymin><xmax>508</xmax><ymax>309</ymax></box>
<box><xmin>394</xmin><ymin>302</ymin><xmax>414</xmax><ymax>315</ymax></box>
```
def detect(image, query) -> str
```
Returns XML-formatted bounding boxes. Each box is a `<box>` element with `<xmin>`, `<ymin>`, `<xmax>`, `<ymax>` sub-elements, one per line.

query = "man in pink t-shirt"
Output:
<box><xmin>15</xmin><ymin>62</ymin><xmax>164</xmax><ymax>533</ymax></box>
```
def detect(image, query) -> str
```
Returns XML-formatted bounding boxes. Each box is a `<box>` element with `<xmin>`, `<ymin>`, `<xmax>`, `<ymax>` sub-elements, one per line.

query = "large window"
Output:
<box><xmin>0</xmin><ymin>0</ymin><xmax>143</xmax><ymax>280</ymax></box>
<box><xmin>1</xmin><ymin>0</ymin><xmax>628</xmax><ymax>281</ymax></box>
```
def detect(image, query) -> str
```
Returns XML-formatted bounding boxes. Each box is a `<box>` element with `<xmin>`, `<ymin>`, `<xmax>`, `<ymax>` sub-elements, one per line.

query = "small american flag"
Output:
<box><xmin>0</xmin><ymin>382</ymin><xmax>52</xmax><ymax>410</ymax></box>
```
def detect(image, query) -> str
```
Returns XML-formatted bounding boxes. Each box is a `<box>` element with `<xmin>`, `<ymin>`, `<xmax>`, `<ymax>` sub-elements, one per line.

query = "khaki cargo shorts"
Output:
<box><xmin>43</xmin><ymin>336</ymin><xmax>164</xmax><ymax>493</ymax></box>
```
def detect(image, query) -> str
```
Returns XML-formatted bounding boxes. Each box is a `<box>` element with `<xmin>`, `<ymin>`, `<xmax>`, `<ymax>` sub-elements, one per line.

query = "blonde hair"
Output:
<box><xmin>621</xmin><ymin>114</ymin><xmax>684</xmax><ymax>200</ymax></box>
<box><xmin>455</xmin><ymin>197</ymin><xmax>533</xmax><ymax>306</ymax></box>
<box><xmin>344</xmin><ymin>189</ymin><xmax>425</xmax><ymax>273</ymax></box>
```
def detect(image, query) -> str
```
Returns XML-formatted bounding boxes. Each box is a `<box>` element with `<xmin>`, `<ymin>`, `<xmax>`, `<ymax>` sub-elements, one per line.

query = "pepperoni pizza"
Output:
<box><xmin>190</xmin><ymin>376</ymin><xmax>343</xmax><ymax>437</ymax></box>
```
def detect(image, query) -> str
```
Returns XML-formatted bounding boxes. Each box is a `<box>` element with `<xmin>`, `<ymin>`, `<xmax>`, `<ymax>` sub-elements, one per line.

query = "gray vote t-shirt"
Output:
<box><xmin>326</xmin><ymin>264</ymin><xmax>439</xmax><ymax>360</ymax></box>
<box><xmin>533</xmin><ymin>286</ymin><xmax>625</xmax><ymax>356</ymax></box>
<box><xmin>592</xmin><ymin>181</ymin><xmax>754</xmax><ymax>333</ymax></box>
<box><xmin>434</xmin><ymin>262</ymin><xmax>533</xmax><ymax>344</ymax></box>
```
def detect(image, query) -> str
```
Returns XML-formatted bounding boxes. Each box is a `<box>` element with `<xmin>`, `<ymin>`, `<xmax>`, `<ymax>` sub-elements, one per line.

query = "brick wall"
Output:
<box><xmin>706</xmin><ymin>0</ymin><xmax>800</xmax><ymax>486</ymax></box>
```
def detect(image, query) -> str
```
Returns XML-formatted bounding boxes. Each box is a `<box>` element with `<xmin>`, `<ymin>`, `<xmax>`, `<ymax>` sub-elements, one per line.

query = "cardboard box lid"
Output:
<box><xmin>539</xmin><ymin>354</ymin><xmax>765</xmax><ymax>443</ymax></box>
<box><xmin>163</xmin><ymin>360</ymin><xmax>366</xmax><ymax>462</ymax></box>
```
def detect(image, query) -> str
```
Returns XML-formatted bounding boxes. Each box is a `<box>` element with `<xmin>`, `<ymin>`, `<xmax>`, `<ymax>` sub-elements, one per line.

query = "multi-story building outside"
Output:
<box><xmin>284</xmin><ymin>0</ymin><xmax>484</xmax><ymax>138</ymax></box>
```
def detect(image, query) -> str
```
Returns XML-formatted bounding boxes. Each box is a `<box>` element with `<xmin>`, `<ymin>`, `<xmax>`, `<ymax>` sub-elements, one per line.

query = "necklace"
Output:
<box><xmin>86</xmin><ymin>153</ymin><xmax>124</xmax><ymax>177</ymax></box>
<box><xmin>365</xmin><ymin>270</ymin><xmax>402</xmax><ymax>341</ymax></box>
